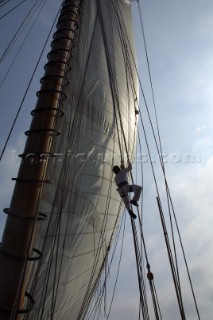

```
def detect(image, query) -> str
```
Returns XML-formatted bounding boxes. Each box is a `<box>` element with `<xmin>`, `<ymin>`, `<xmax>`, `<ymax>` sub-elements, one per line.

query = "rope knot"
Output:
<box><xmin>147</xmin><ymin>271</ymin><xmax>154</xmax><ymax>281</ymax></box>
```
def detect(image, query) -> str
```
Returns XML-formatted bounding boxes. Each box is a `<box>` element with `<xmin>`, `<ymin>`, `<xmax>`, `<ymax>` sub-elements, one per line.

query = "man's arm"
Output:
<box><xmin>120</xmin><ymin>163</ymin><xmax>125</xmax><ymax>169</ymax></box>
<box><xmin>123</xmin><ymin>162</ymin><xmax>132</xmax><ymax>173</ymax></box>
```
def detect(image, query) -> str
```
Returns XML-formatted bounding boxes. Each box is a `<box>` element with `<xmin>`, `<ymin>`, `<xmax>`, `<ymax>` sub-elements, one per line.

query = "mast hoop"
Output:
<box><xmin>54</xmin><ymin>26</ymin><xmax>78</xmax><ymax>34</ymax></box>
<box><xmin>11</xmin><ymin>177</ymin><xmax>53</xmax><ymax>184</ymax></box>
<box><xmin>53</xmin><ymin>29</ymin><xmax>77</xmax><ymax>40</ymax></box>
<box><xmin>50</xmin><ymin>37</ymin><xmax>76</xmax><ymax>50</ymax></box>
<box><xmin>53</xmin><ymin>33</ymin><xmax>75</xmax><ymax>42</ymax></box>
<box><xmin>0</xmin><ymin>248</ymin><xmax>42</xmax><ymax>262</ymax></box>
<box><xmin>19</xmin><ymin>151</ymin><xmax>55</xmax><ymax>159</ymax></box>
<box><xmin>50</xmin><ymin>39</ymin><xmax>75</xmax><ymax>51</ymax></box>
<box><xmin>31</xmin><ymin>106</ymin><xmax>65</xmax><ymax>117</ymax></box>
<box><xmin>3</xmin><ymin>208</ymin><xmax>48</xmax><ymax>222</ymax></box>
<box><xmin>57</xmin><ymin>17</ymin><xmax>79</xmax><ymax>28</ymax></box>
<box><xmin>40</xmin><ymin>75</ymin><xmax>69</xmax><ymax>87</ymax></box>
<box><xmin>0</xmin><ymin>292</ymin><xmax>35</xmax><ymax>315</ymax></box>
<box><xmin>57</xmin><ymin>20</ymin><xmax>79</xmax><ymax>31</ymax></box>
<box><xmin>62</xmin><ymin>1</ymin><xmax>81</xmax><ymax>7</ymax></box>
<box><xmin>44</xmin><ymin>59</ymin><xmax>70</xmax><ymax>70</ymax></box>
<box><xmin>61</xmin><ymin>3</ymin><xmax>81</xmax><ymax>13</ymax></box>
<box><xmin>36</xmin><ymin>88</ymin><xmax>67</xmax><ymax>100</ymax></box>
<box><xmin>25</xmin><ymin>128</ymin><xmax>60</xmax><ymax>136</ymax></box>
<box><xmin>47</xmin><ymin>47</ymin><xmax>71</xmax><ymax>59</ymax></box>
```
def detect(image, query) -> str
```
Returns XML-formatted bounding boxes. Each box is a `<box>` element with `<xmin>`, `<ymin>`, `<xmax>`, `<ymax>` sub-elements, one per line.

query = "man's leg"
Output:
<box><xmin>131</xmin><ymin>184</ymin><xmax>142</xmax><ymax>202</ymax></box>
<box><xmin>118</xmin><ymin>188</ymin><xmax>137</xmax><ymax>219</ymax></box>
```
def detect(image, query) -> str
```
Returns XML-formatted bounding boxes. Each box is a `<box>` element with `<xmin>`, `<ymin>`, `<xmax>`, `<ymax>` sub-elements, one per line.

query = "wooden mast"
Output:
<box><xmin>0</xmin><ymin>0</ymin><xmax>82</xmax><ymax>318</ymax></box>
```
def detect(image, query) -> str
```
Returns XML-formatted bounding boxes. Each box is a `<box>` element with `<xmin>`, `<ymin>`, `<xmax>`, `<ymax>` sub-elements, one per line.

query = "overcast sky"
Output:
<box><xmin>0</xmin><ymin>0</ymin><xmax>213</xmax><ymax>319</ymax></box>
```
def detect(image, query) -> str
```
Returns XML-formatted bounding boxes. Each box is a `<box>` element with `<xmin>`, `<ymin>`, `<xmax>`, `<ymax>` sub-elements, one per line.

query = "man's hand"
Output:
<box><xmin>127</xmin><ymin>161</ymin><xmax>132</xmax><ymax>170</ymax></box>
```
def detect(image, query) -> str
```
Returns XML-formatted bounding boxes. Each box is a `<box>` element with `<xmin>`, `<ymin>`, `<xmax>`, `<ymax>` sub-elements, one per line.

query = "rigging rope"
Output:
<box><xmin>0</xmin><ymin>0</ymin><xmax>28</xmax><ymax>20</ymax></box>
<box><xmin>157</xmin><ymin>197</ymin><xmax>186</xmax><ymax>319</ymax></box>
<box><xmin>112</xmin><ymin>3</ymin><xmax>165</xmax><ymax>319</ymax></box>
<box><xmin>115</xmin><ymin>2</ymin><xmax>201</xmax><ymax>319</ymax></box>
<box><xmin>0</xmin><ymin>0</ymin><xmax>47</xmax><ymax>89</ymax></box>
<box><xmin>137</xmin><ymin>2</ymin><xmax>201</xmax><ymax>318</ymax></box>
<box><xmin>0</xmin><ymin>0</ymin><xmax>42</xmax><ymax>64</ymax></box>
<box><xmin>73</xmin><ymin>1</ymin><xmax>147</xmax><ymax>318</ymax></box>
<box><xmin>137</xmin><ymin>1</ymin><xmax>163</xmax><ymax>156</ymax></box>
<box><xmin>0</xmin><ymin>0</ymin><xmax>11</xmax><ymax>8</ymax></box>
<box><xmin>0</xmin><ymin>0</ymin><xmax>201</xmax><ymax>319</ymax></box>
<box><xmin>0</xmin><ymin>0</ymin><xmax>55</xmax><ymax>162</ymax></box>
<box><xmin>131</xmin><ymin>218</ymin><xmax>150</xmax><ymax>320</ymax></box>
<box><xmin>7</xmin><ymin>5</ymin><xmax>62</xmax><ymax>320</ymax></box>
<box><xmin>136</xmin><ymin>208</ymin><xmax>163</xmax><ymax>320</ymax></box>
<box><xmin>86</xmin><ymin>212</ymin><xmax>127</xmax><ymax>320</ymax></box>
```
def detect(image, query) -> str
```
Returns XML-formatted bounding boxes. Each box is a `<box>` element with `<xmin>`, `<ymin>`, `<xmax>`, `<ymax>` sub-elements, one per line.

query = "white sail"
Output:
<box><xmin>26</xmin><ymin>1</ymin><xmax>138</xmax><ymax>319</ymax></box>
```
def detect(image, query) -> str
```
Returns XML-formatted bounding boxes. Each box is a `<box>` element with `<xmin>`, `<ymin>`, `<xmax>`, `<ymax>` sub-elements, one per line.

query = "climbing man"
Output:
<box><xmin>112</xmin><ymin>162</ymin><xmax>142</xmax><ymax>219</ymax></box>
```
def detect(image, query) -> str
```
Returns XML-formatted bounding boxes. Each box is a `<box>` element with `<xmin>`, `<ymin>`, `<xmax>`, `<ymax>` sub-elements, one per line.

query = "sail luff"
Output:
<box><xmin>0</xmin><ymin>1</ymin><xmax>82</xmax><ymax>318</ymax></box>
